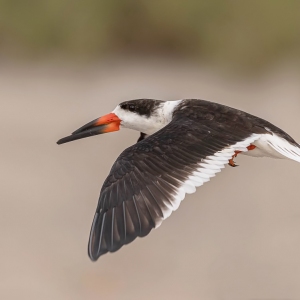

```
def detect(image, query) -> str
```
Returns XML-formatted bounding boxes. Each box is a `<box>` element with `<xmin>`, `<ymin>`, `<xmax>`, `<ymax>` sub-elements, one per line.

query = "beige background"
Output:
<box><xmin>1</xmin><ymin>59</ymin><xmax>300</xmax><ymax>300</ymax></box>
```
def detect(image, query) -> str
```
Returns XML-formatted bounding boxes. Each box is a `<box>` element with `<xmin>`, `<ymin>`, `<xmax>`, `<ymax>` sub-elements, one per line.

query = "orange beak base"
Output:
<box><xmin>57</xmin><ymin>113</ymin><xmax>121</xmax><ymax>145</ymax></box>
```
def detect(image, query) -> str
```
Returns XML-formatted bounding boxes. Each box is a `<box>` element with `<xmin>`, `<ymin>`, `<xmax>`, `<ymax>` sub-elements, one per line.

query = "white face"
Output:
<box><xmin>112</xmin><ymin>100</ymin><xmax>181</xmax><ymax>135</ymax></box>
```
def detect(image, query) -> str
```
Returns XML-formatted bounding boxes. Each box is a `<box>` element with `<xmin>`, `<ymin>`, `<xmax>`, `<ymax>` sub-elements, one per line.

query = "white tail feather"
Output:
<box><xmin>253</xmin><ymin>133</ymin><xmax>300</xmax><ymax>163</ymax></box>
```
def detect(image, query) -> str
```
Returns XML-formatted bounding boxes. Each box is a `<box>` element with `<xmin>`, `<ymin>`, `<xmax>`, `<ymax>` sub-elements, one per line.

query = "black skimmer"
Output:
<box><xmin>57</xmin><ymin>99</ymin><xmax>300</xmax><ymax>261</ymax></box>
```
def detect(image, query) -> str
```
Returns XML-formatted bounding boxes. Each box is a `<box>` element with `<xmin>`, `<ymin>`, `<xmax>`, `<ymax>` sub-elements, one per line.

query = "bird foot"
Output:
<box><xmin>227</xmin><ymin>144</ymin><xmax>257</xmax><ymax>167</ymax></box>
<box><xmin>228</xmin><ymin>150</ymin><xmax>241</xmax><ymax>167</ymax></box>
<box><xmin>228</xmin><ymin>158</ymin><xmax>238</xmax><ymax>167</ymax></box>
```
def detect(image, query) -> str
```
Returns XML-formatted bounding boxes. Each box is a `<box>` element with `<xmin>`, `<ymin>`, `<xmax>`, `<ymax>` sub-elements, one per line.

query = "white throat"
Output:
<box><xmin>112</xmin><ymin>100</ymin><xmax>181</xmax><ymax>135</ymax></box>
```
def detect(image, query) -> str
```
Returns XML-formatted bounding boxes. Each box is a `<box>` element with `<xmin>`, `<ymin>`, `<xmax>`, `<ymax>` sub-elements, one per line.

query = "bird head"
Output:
<box><xmin>57</xmin><ymin>99</ymin><xmax>180</xmax><ymax>145</ymax></box>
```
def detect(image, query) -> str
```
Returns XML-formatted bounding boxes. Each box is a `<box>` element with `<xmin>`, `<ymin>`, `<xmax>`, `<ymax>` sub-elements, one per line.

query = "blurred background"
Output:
<box><xmin>1</xmin><ymin>1</ymin><xmax>300</xmax><ymax>299</ymax></box>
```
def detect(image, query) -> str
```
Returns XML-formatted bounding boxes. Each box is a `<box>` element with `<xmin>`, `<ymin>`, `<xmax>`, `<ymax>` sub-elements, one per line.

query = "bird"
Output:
<box><xmin>57</xmin><ymin>98</ymin><xmax>300</xmax><ymax>261</ymax></box>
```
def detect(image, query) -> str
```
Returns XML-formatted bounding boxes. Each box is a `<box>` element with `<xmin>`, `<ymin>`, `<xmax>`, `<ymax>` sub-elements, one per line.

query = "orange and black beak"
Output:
<box><xmin>57</xmin><ymin>113</ymin><xmax>121</xmax><ymax>145</ymax></box>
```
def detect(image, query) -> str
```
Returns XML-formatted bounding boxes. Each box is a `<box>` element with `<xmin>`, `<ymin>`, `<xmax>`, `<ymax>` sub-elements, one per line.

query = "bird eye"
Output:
<box><xmin>128</xmin><ymin>104</ymin><xmax>135</xmax><ymax>112</ymax></box>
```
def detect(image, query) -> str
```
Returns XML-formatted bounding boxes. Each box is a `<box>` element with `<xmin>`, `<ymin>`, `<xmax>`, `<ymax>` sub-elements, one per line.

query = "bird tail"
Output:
<box><xmin>259</xmin><ymin>133</ymin><xmax>300</xmax><ymax>163</ymax></box>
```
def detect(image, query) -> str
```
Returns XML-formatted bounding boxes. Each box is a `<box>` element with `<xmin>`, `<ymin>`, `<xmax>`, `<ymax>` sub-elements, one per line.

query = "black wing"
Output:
<box><xmin>88</xmin><ymin>112</ymin><xmax>268</xmax><ymax>260</ymax></box>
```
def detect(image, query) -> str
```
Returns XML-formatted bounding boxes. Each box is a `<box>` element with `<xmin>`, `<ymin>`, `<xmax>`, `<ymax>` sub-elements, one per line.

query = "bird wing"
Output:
<box><xmin>88</xmin><ymin>115</ymin><xmax>263</xmax><ymax>260</ymax></box>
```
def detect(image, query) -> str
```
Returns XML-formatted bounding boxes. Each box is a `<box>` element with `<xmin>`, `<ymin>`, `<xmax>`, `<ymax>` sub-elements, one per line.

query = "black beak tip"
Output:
<box><xmin>57</xmin><ymin>124</ymin><xmax>108</xmax><ymax>145</ymax></box>
<box><xmin>57</xmin><ymin>136</ymin><xmax>72</xmax><ymax>145</ymax></box>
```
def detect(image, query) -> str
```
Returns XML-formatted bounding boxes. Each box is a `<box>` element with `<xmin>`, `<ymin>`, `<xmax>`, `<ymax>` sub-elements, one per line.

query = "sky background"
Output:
<box><xmin>1</xmin><ymin>1</ymin><xmax>300</xmax><ymax>299</ymax></box>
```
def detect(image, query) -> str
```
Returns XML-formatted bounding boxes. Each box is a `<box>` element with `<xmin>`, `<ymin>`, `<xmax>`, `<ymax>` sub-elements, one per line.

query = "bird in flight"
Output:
<box><xmin>57</xmin><ymin>99</ymin><xmax>300</xmax><ymax>261</ymax></box>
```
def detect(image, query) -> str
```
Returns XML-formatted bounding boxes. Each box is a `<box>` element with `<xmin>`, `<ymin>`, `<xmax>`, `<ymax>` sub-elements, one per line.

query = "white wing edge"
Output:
<box><xmin>154</xmin><ymin>133</ymin><xmax>261</xmax><ymax>227</ymax></box>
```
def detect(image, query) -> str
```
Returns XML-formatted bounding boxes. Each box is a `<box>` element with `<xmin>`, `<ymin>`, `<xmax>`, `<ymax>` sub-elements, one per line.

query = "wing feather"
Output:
<box><xmin>88</xmin><ymin>114</ymin><xmax>263</xmax><ymax>260</ymax></box>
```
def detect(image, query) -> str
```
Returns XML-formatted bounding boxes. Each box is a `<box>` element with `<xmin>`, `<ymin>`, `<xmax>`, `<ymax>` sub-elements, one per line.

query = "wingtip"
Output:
<box><xmin>88</xmin><ymin>243</ymin><xmax>108</xmax><ymax>261</ymax></box>
<box><xmin>88</xmin><ymin>212</ymin><xmax>107</xmax><ymax>261</ymax></box>
<box><xmin>88</xmin><ymin>252</ymin><xmax>99</xmax><ymax>262</ymax></box>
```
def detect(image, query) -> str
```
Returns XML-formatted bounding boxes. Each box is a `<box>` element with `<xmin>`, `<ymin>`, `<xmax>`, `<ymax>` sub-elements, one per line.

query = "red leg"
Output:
<box><xmin>228</xmin><ymin>151</ymin><xmax>241</xmax><ymax>167</ymax></box>
<box><xmin>228</xmin><ymin>144</ymin><xmax>256</xmax><ymax>167</ymax></box>
<box><xmin>247</xmin><ymin>144</ymin><xmax>256</xmax><ymax>151</ymax></box>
